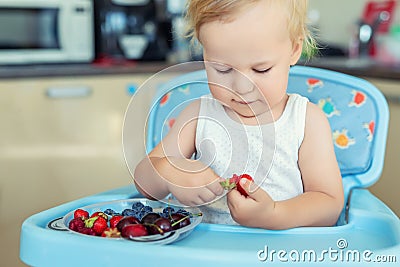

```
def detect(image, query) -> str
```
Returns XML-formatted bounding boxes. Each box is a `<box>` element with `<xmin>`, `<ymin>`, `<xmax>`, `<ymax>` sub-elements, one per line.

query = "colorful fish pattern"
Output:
<box><xmin>333</xmin><ymin>129</ymin><xmax>356</xmax><ymax>149</ymax></box>
<box><xmin>364</xmin><ymin>121</ymin><xmax>375</xmax><ymax>142</ymax></box>
<box><xmin>159</xmin><ymin>92</ymin><xmax>172</xmax><ymax>107</ymax></box>
<box><xmin>178</xmin><ymin>85</ymin><xmax>191</xmax><ymax>95</ymax></box>
<box><xmin>318</xmin><ymin>98</ymin><xmax>340</xmax><ymax>117</ymax></box>
<box><xmin>306</xmin><ymin>78</ymin><xmax>324</xmax><ymax>93</ymax></box>
<box><xmin>349</xmin><ymin>90</ymin><xmax>367</xmax><ymax>107</ymax></box>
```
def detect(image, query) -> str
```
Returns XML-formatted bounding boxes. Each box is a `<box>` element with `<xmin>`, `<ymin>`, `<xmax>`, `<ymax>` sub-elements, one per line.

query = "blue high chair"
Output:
<box><xmin>20</xmin><ymin>66</ymin><xmax>400</xmax><ymax>266</ymax></box>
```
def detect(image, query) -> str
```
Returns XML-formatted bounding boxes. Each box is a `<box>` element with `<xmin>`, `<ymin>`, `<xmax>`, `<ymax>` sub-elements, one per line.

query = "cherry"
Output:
<box><xmin>141</xmin><ymin>212</ymin><xmax>161</xmax><ymax>225</ymax></box>
<box><xmin>121</xmin><ymin>224</ymin><xmax>148</xmax><ymax>238</ymax></box>
<box><xmin>116</xmin><ymin>216</ymin><xmax>140</xmax><ymax>232</ymax></box>
<box><xmin>170</xmin><ymin>213</ymin><xmax>191</xmax><ymax>230</ymax></box>
<box><xmin>155</xmin><ymin>218</ymin><xmax>172</xmax><ymax>232</ymax></box>
<box><xmin>147</xmin><ymin>218</ymin><xmax>172</xmax><ymax>235</ymax></box>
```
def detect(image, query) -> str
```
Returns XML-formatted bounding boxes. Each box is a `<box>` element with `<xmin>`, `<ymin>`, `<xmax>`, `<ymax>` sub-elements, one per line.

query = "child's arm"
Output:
<box><xmin>227</xmin><ymin>103</ymin><xmax>344</xmax><ymax>229</ymax></box>
<box><xmin>134</xmin><ymin>100</ymin><xmax>224</xmax><ymax>206</ymax></box>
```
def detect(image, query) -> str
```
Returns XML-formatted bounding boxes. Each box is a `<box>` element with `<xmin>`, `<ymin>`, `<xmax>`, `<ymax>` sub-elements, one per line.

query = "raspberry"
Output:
<box><xmin>68</xmin><ymin>218</ymin><xmax>85</xmax><ymax>231</ymax></box>
<box><xmin>80</xmin><ymin>227</ymin><xmax>96</xmax><ymax>236</ymax></box>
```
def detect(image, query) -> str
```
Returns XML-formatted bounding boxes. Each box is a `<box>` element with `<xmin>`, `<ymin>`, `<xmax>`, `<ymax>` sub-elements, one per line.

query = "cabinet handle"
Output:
<box><xmin>46</xmin><ymin>86</ymin><xmax>92</xmax><ymax>99</ymax></box>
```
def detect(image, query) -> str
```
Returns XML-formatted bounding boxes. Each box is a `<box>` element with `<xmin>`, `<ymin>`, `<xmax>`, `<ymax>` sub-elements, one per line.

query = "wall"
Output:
<box><xmin>308</xmin><ymin>0</ymin><xmax>400</xmax><ymax>48</ymax></box>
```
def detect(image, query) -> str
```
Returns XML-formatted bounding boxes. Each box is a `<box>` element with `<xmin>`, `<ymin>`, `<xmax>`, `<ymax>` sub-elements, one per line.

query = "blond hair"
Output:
<box><xmin>185</xmin><ymin>0</ymin><xmax>317</xmax><ymax>58</ymax></box>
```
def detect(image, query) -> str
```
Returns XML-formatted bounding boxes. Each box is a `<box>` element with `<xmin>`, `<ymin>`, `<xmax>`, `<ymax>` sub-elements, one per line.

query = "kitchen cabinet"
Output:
<box><xmin>365</xmin><ymin>78</ymin><xmax>400</xmax><ymax>217</ymax></box>
<box><xmin>0</xmin><ymin>73</ymin><xmax>174</xmax><ymax>267</ymax></box>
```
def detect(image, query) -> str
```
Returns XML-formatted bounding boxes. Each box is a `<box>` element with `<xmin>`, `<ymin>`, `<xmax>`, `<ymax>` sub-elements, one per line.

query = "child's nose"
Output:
<box><xmin>232</xmin><ymin>72</ymin><xmax>255</xmax><ymax>95</ymax></box>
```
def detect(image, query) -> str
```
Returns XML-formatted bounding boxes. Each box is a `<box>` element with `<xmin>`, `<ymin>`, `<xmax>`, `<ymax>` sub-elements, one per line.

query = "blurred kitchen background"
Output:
<box><xmin>1</xmin><ymin>0</ymin><xmax>400</xmax><ymax>266</ymax></box>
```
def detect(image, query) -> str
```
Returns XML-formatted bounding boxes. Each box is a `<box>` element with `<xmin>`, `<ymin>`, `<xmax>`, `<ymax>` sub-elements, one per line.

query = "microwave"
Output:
<box><xmin>0</xmin><ymin>0</ymin><xmax>94</xmax><ymax>65</ymax></box>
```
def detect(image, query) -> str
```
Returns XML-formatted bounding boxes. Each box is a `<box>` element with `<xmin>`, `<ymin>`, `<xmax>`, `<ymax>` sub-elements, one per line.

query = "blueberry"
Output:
<box><xmin>131</xmin><ymin>202</ymin><xmax>145</xmax><ymax>211</ymax></box>
<box><xmin>103</xmin><ymin>208</ymin><xmax>117</xmax><ymax>216</ymax></box>
<box><xmin>142</xmin><ymin>206</ymin><xmax>153</xmax><ymax>213</ymax></box>
<box><xmin>176</xmin><ymin>209</ymin><xmax>190</xmax><ymax>216</ymax></box>
<box><xmin>138</xmin><ymin>211</ymin><xmax>146</xmax><ymax>220</ymax></box>
<box><xmin>162</xmin><ymin>207</ymin><xmax>175</xmax><ymax>215</ymax></box>
<box><xmin>122</xmin><ymin>209</ymin><xmax>136</xmax><ymax>216</ymax></box>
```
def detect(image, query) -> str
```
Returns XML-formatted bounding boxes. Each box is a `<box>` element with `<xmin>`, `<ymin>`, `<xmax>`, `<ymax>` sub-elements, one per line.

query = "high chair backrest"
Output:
<box><xmin>146</xmin><ymin>66</ymin><xmax>389</xmax><ymax>201</ymax></box>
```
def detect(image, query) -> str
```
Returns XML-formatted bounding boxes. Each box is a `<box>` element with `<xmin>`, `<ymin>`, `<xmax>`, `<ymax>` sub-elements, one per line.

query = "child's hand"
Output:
<box><xmin>163</xmin><ymin>158</ymin><xmax>225</xmax><ymax>206</ymax></box>
<box><xmin>226</xmin><ymin>178</ymin><xmax>275</xmax><ymax>227</ymax></box>
<box><xmin>168</xmin><ymin>177</ymin><xmax>225</xmax><ymax>207</ymax></box>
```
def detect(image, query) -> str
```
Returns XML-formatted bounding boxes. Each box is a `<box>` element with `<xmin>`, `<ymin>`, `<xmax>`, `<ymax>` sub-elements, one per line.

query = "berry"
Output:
<box><xmin>236</xmin><ymin>174</ymin><xmax>253</xmax><ymax>197</ymax></box>
<box><xmin>121</xmin><ymin>224</ymin><xmax>148</xmax><ymax>238</ymax></box>
<box><xmin>229</xmin><ymin>173</ymin><xmax>241</xmax><ymax>184</ymax></box>
<box><xmin>85</xmin><ymin>216</ymin><xmax>108</xmax><ymax>235</ymax></box>
<box><xmin>131</xmin><ymin>202</ymin><xmax>145</xmax><ymax>211</ymax></box>
<box><xmin>80</xmin><ymin>227</ymin><xmax>97</xmax><ymax>236</ymax></box>
<box><xmin>176</xmin><ymin>209</ymin><xmax>190</xmax><ymax>216</ymax></box>
<box><xmin>122</xmin><ymin>209</ymin><xmax>136</xmax><ymax>217</ymax></box>
<box><xmin>73</xmin><ymin>209</ymin><xmax>89</xmax><ymax>220</ymax></box>
<box><xmin>101</xmin><ymin>227</ymin><xmax>121</xmax><ymax>238</ymax></box>
<box><xmin>116</xmin><ymin>216</ymin><xmax>140</xmax><ymax>232</ymax></box>
<box><xmin>109</xmin><ymin>215</ymin><xmax>124</xmax><ymax>228</ymax></box>
<box><xmin>103</xmin><ymin>208</ymin><xmax>118</xmax><ymax>216</ymax></box>
<box><xmin>220</xmin><ymin>173</ymin><xmax>254</xmax><ymax>197</ymax></box>
<box><xmin>136</xmin><ymin>211</ymin><xmax>146</xmax><ymax>221</ymax></box>
<box><xmin>170</xmin><ymin>213</ymin><xmax>191</xmax><ymax>230</ymax></box>
<box><xmin>68</xmin><ymin>217</ymin><xmax>85</xmax><ymax>231</ymax></box>
<box><xmin>153</xmin><ymin>218</ymin><xmax>172</xmax><ymax>234</ymax></box>
<box><xmin>69</xmin><ymin>204</ymin><xmax>198</xmax><ymax>239</ymax></box>
<box><xmin>142</xmin><ymin>205</ymin><xmax>153</xmax><ymax>214</ymax></box>
<box><xmin>141</xmin><ymin>212</ymin><xmax>161</xmax><ymax>225</ymax></box>
<box><xmin>90</xmin><ymin>211</ymin><xmax>108</xmax><ymax>221</ymax></box>
<box><xmin>162</xmin><ymin>207</ymin><xmax>175</xmax><ymax>215</ymax></box>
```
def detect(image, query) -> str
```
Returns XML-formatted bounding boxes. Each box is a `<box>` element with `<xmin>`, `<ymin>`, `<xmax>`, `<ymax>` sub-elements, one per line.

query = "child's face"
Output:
<box><xmin>200</xmin><ymin>1</ymin><xmax>303</xmax><ymax>121</ymax></box>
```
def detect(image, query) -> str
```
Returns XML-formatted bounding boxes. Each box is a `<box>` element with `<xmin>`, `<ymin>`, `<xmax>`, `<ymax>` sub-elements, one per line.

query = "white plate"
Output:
<box><xmin>62</xmin><ymin>198</ymin><xmax>203</xmax><ymax>245</ymax></box>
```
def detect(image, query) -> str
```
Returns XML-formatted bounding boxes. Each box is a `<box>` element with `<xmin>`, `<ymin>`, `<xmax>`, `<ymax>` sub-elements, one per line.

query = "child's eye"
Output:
<box><xmin>253</xmin><ymin>67</ymin><xmax>272</xmax><ymax>74</ymax></box>
<box><xmin>215</xmin><ymin>68</ymin><xmax>233</xmax><ymax>74</ymax></box>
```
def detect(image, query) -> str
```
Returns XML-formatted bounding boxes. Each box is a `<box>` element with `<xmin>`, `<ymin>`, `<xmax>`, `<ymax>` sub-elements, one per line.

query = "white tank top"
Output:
<box><xmin>195</xmin><ymin>93</ymin><xmax>308</xmax><ymax>224</ymax></box>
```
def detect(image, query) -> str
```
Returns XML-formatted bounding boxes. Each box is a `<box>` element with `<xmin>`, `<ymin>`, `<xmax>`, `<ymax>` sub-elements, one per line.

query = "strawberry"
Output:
<box><xmin>73</xmin><ymin>209</ymin><xmax>89</xmax><ymax>220</ymax></box>
<box><xmin>109</xmin><ymin>215</ymin><xmax>124</xmax><ymax>228</ymax></box>
<box><xmin>236</xmin><ymin>174</ymin><xmax>253</xmax><ymax>197</ymax></box>
<box><xmin>90</xmin><ymin>211</ymin><xmax>108</xmax><ymax>221</ymax></box>
<box><xmin>85</xmin><ymin>216</ymin><xmax>108</xmax><ymax>235</ymax></box>
<box><xmin>220</xmin><ymin>174</ymin><xmax>238</xmax><ymax>190</ymax></box>
<box><xmin>220</xmin><ymin>173</ymin><xmax>254</xmax><ymax>197</ymax></box>
<box><xmin>101</xmin><ymin>227</ymin><xmax>121</xmax><ymax>238</ymax></box>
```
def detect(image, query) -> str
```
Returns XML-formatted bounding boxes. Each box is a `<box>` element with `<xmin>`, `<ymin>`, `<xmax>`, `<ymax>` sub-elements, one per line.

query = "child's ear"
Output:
<box><xmin>290</xmin><ymin>38</ymin><xmax>303</xmax><ymax>65</ymax></box>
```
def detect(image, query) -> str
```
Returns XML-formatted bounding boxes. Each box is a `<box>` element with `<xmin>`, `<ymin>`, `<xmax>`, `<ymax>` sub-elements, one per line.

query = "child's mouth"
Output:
<box><xmin>233</xmin><ymin>99</ymin><xmax>256</xmax><ymax>105</ymax></box>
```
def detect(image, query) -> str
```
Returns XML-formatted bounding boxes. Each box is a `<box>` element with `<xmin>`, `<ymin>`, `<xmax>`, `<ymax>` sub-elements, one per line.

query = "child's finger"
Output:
<box><xmin>239</xmin><ymin>178</ymin><xmax>263</xmax><ymax>200</ymax></box>
<box><xmin>206</xmin><ymin>179</ymin><xmax>225</xmax><ymax>196</ymax></box>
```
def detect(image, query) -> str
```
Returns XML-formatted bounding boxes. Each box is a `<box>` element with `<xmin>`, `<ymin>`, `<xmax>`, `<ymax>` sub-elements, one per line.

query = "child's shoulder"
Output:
<box><xmin>175</xmin><ymin>99</ymin><xmax>202</xmax><ymax>120</ymax></box>
<box><xmin>303</xmin><ymin>98</ymin><xmax>332</xmax><ymax>135</ymax></box>
<box><xmin>288</xmin><ymin>93</ymin><xmax>324</xmax><ymax>120</ymax></box>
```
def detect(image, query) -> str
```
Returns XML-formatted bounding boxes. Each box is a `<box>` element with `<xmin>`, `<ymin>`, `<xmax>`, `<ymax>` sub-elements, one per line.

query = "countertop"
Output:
<box><xmin>0</xmin><ymin>61</ymin><xmax>173</xmax><ymax>79</ymax></box>
<box><xmin>300</xmin><ymin>57</ymin><xmax>400</xmax><ymax>80</ymax></box>
<box><xmin>0</xmin><ymin>57</ymin><xmax>400</xmax><ymax>80</ymax></box>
